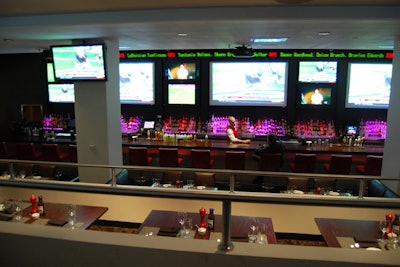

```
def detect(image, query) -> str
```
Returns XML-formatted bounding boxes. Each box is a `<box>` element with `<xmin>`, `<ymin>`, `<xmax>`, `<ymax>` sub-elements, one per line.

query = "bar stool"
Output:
<box><xmin>355</xmin><ymin>155</ymin><xmax>383</xmax><ymax>176</ymax></box>
<box><xmin>258</xmin><ymin>153</ymin><xmax>283</xmax><ymax>171</ymax></box>
<box><xmin>191</xmin><ymin>149</ymin><xmax>215</xmax><ymax>169</ymax></box>
<box><xmin>15</xmin><ymin>142</ymin><xmax>42</xmax><ymax>160</ymax></box>
<box><xmin>68</xmin><ymin>145</ymin><xmax>78</xmax><ymax>163</ymax></box>
<box><xmin>290</xmin><ymin>153</ymin><xmax>316</xmax><ymax>173</ymax></box>
<box><xmin>158</xmin><ymin>148</ymin><xmax>183</xmax><ymax>167</ymax></box>
<box><xmin>128</xmin><ymin>147</ymin><xmax>153</xmax><ymax>166</ymax></box>
<box><xmin>41</xmin><ymin>143</ymin><xmax>70</xmax><ymax>162</ymax></box>
<box><xmin>323</xmin><ymin>154</ymin><xmax>352</xmax><ymax>174</ymax></box>
<box><xmin>0</xmin><ymin>141</ymin><xmax>16</xmax><ymax>159</ymax></box>
<box><xmin>225</xmin><ymin>151</ymin><xmax>246</xmax><ymax>170</ymax></box>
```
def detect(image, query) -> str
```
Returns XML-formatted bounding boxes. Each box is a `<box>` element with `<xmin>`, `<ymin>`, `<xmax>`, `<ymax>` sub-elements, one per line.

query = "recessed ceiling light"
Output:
<box><xmin>318</xmin><ymin>32</ymin><xmax>330</xmax><ymax>36</ymax></box>
<box><xmin>177</xmin><ymin>33</ymin><xmax>188</xmax><ymax>37</ymax></box>
<box><xmin>251</xmin><ymin>38</ymin><xmax>288</xmax><ymax>43</ymax></box>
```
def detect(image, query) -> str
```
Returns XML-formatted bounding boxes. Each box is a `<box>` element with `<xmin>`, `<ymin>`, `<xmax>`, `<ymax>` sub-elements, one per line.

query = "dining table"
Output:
<box><xmin>136</xmin><ymin>209</ymin><xmax>277</xmax><ymax>244</ymax></box>
<box><xmin>315</xmin><ymin>217</ymin><xmax>382</xmax><ymax>248</ymax></box>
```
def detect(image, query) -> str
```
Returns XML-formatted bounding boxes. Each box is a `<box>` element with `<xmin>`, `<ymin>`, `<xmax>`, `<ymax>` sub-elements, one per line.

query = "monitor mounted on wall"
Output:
<box><xmin>51</xmin><ymin>43</ymin><xmax>107</xmax><ymax>81</ymax></box>
<box><xmin>298</xmin><ymin>83</ymin><xmax>333</xmax><ymax>106</ymax></box>
<box><xmin>298</xmin><ymin>61</ymin><xmax>337</xmax><ymax>83</ymax></box>
<box><xmin>166</xmin><ymin>62</ymin><xmax>197</xmax><ymax>80</ymax></box>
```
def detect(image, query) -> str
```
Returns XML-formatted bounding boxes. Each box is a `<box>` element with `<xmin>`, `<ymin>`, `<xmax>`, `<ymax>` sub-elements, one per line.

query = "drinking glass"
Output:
<box><xmin>177</xmin><ymin>211</ymin><xmax>187</xmax><ymax>235</ymax></box>
<box><xmin>186</xmin><ymin>179</ymin><xmax>194</xmax><ymax>189</ymax></box>
<box><xmin>257</xmin><ymin>223</ymin><xmax>267</xmax><ymax>244</ymax></box>
<box><xmin>248</xmin><ymin>217</ymin><xmax>259</xmax><ymax>243</ymax></box>
<box><xmin>19</xmin><ymin>170</ymin><xmax>26</xmax><ymax>179</ymax></box>
<box><xmin>379</xmin><ymin>221</ymin><xmax>388</xmax><ymax>240</ymax></box>
<box><xmin>67</xmin><ymin>204</ymin><xmax>77</xmax><ymax>229</ymax></box>
<box><xmin>13</xmin><ymin>201</ymin><xmax>22</xmax><ymax>222</ymax></box>
<box><xmin>182</xmin><ymin>218</ymin><xmax>193</xmax><ymax>238</ymax></box>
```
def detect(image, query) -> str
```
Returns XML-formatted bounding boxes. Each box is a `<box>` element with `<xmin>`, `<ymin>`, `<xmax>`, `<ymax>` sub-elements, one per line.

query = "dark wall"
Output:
<box><xmin>0</xmin><ymin>51</ymin><xmax>389</xmax><ymax>136</ymax></box>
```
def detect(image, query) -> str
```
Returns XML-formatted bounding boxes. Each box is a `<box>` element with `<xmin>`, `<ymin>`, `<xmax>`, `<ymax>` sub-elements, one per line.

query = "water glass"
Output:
<box><xmin>248</xmin><ymin>217</ymin><xmax>259</xmax><ymax>243</ymax></box>
<box><xmin>67</xmin><ymin>204</ymin><xmax>77</xmax><ymax>229</ymax></box>
<box><xmin>182</xmin><ymin>218</ymin><xmax>193</xmax><ymax>238</ymax></box>
<box><xmin>257</xmin><ymin>223</ymin><xmax>267</xmax><ymax>244</ymax></box>
<box><xmin>186</xmin><ymin>179</ymin><xmax>194</xmax><ymax>189</ymax></box>
<box><xmin>13</xmin><ymin>202</ymin><xmax>22</xmax><ymax>222</ymax></box>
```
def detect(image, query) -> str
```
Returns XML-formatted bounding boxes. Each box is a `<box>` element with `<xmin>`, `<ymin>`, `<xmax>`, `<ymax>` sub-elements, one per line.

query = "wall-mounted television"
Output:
<box><xmin>119</xmin><ymin>62</ymin><xmax>155</xmax><ymax>104</ymax></box>
<box><xmin>168</xmin><ymin>84</ymin><xmax>196</xmax><ymax>105</ymax></box>
<box><xmin>346</xmin><ymin>63</ymin><xmax>392</xmax><ymax>109</ymax></box>
<box><xmin>298</xmin><ymin>83</ymin><xmax>332</xmax><ymax>106</ymax></box>
<box><xmin>51</xmin><ymin>43</ymin><xmax>107</xmax><ymax>81</ymax></box>
<box><xmin>298</xmin><ymin>61</ymin><xmax>337</xmax><ymax>83</ymax></box>
<box><xmin>210</xmin><ymin>62</ymin><xmax>287</xmax><ymax>106</ymax></box>
<box><xmin>48</xmin><ymin>84</ymin><xmax>75</xmax><ymax>103</ymax></box>
<box><xmin>346</xmin><ymin>126</ymin><xmax>357</xmax><ymax>135</ymax></box>
<box><xmin>166</xmin><ymin>62</ymin><xmax>197</xmax><ymax>80</ymax></box>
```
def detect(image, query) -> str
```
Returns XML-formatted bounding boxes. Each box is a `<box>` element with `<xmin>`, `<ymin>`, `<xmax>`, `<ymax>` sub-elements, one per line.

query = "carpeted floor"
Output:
<box><xmin>88</xmin><ymin>220</ymin><xmax>327</xmax><ymax>247</ymax></box>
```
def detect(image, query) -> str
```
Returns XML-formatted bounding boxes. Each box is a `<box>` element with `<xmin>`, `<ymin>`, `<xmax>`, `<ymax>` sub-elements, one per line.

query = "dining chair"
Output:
<box><xmin>158</xmin><ymin>147</ymin><xmax>183</xmax><ymax>167</ymax></box>
<box><xmin>15</xmin><ymin>142</ymin><xmax>42</xmax><ymax>160</ymax></box>
<box><xmin>323</xmin><ymin>154</ymin><xmax>352</xmax><ymax>174</ymax></box>
<box><xmin>41</xmin><ymin>143</ymin><xmax>70</xmax><ymax>162</ymax></box>
<box><xmin>224</xmin><ymin>151</ymin><xmax>246</xmax><ymax>170</ymax></box>
<box><xmin>0</xmin><ymin>141</ymin><xmax>16</xmax><ymax>159</ymax></box>
<box><xmin>67</xmin><ymin>144</ymin><xmax>78</xmax><ymax>163</ymax></box>
<box><xmin>258</xmin><ymin>153</ymin><xmax>283</xmax><ymax>171</ymax></box>
<box><xmin>14</xmin><ymin>163</ymin><xmax>35</xmax><ymax>177</ymax></box>
<box><xmin>161</xmin><ymin>171</ymin><xmax>183</xmax><ymax>184</ymax></box>
<box><xmin>35</xmin><ymin>164</ymin><xmax>56</xmax><ymax>178</ymax></box>
<box><xmin>290</xmin><ymin>153</ymin><xmax>316</xmax><ymax>173</ymax></box>
<box><xmin>355</xmin><ymin>155</ymin><xmax>383</xmax><ymax>176</ymax></box>
<box><xmin>128</xmin><ymin>147</ymin><xmax>153</xmax><ymax>166</ymax></box>
<box><xmin>287</xmin><ymin>177</ymin><xmax>310</xmax><ymax>192</ymax></box>
<box><xmin>313</xmin><ymin>178</ymin><xmax>336</xmax><ymax>191</ymax></box>
<box><xmin>194</xmin><ymin>172</ymin><xmax>215</xmax><ymax>187</ymax></box>
<box><xmin>191</xmin><ymin>149</ymin><xmax>215</xmax><ymax>169</ymax></box>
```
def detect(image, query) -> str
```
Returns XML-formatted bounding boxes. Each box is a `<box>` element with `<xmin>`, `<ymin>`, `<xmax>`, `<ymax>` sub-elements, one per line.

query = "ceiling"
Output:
<box><xmin>0</xmin><ymin>0</ymin><xmax>400</xmax><ymax>54</ymax></box>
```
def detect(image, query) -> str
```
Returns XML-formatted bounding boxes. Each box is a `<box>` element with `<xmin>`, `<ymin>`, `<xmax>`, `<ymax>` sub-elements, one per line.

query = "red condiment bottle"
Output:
<box><xmin>384</xmin><ymin>213</ymin><xmax>394</xmax><ymax>239</ymax></box>
<box><xmin>199</xmin><ymin>207</ymin><xmax>206</xmax><ymax>228</ymax></box>
<box><xmin>30</xmin><ymin>194</ymin><xmax>37</xmax><ymax>214</ymax></box>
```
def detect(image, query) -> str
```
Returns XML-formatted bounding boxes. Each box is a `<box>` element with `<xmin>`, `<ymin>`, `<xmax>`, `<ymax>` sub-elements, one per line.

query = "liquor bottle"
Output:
<box><xmin>38</xmin><ymin>196</ymin><xmax>45</xmax><ymax>216</ymax></box>
<box><xmin>392</xmin><ymin>214</ymin><xmax>400</xmax><ymax>236</ymax></box>
<box><xmin>207</xmin><ymin>208</ymin><xmax>215</xmax><ymax>230</ymax></box>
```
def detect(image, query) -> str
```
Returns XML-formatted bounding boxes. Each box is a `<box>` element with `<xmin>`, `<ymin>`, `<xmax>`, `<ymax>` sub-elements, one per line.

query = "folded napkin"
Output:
<box><xmin>47</xmin><ymin>219</ymin><xmax>68</xmax><ymax>226</ymax></box>
<box><xmin>157</xmin><ymin>226</ymin><xmax>180</xmax><ymax>237</ymax></box>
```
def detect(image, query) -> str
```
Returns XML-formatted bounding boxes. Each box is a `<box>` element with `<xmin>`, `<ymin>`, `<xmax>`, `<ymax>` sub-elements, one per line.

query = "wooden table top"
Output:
<box><xmin>137</xmin><ymin>209</ymin><xmax>277</xmax><ymax>244</ymax></box>
<box><xmin>315</xmin><ymin>217</ymin><xmax>380</xmax><ymax>247</ymax></box>
<box><xmin>22</xmin><ymin>202</ymin><xmax>108</xmax><ymax>230</ymax></box>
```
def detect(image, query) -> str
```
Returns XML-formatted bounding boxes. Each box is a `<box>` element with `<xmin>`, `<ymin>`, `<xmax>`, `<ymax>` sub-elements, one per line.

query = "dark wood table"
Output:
<box><xmin>315</xmin><ymin>217</ymin><xmax>380</xmax><ymax>247</ymax></box>
<box><xmin>137</xmin><ymin>209</ymin><xmax>277</xmax><ymax>244</ymax></box>
<box><xmin>22</xmin><ymin>202</ymin><xmax>108</xmax><ymax>230</ymax></box>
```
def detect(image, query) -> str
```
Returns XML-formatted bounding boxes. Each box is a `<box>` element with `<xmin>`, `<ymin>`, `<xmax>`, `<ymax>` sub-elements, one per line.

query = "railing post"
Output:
<box><xmin>218</xmin><ymin>199</ymin><xmax>234</xmax><ymax>251</ymax></box>
<box><xmin>229</xmin><ymin>173</ymin><xmax>235</xmax><ymax>193</ymax></box>
<box><xmin>111</xmin><ymin>168</ymin><xmax>116</xmax><ymax>187</ymax></box>
<box><xmin>358</xmin><ymin>178</ymin><xmax>365</xmax><ymax>198</ymax></box>
<box><xmin>8</xmin><ymin>162</ymin><xmax>14</xmax><ymax>180</ymax></box>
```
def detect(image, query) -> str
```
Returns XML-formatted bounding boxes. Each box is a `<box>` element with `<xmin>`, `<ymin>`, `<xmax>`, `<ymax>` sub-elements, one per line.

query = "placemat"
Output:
<box><xmin>30</xmin><ymin>218</ymin><xmax>83</xmax><ymax>228</ymax></box>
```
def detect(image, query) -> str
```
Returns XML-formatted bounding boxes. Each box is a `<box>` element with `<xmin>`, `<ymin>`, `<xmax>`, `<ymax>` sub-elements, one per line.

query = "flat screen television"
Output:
<box><xmin>119</xmin><ymin>62</ymin><xmax>155</xmax><ymax>104</ymax></box>
<box><xmin>47</xmin><ymin>62</ymin><xmax>55</xmax><ymax>83</ymax></box>
<box><xmin>166</xmin><ymin>62</ymin><xmax>197</xmax><ymax>80</ymax></box>
<box><xmin>298</xmin><ymin>61</ymin><xmax>337</xmax><ymax>83</ymax></box>
<box><xmin>168</xmin><ymin>84</ymin><xmax>196</xmax><ymax>105</ymax></box>
<box><xmin>143</xmin><ymin>121</ymin><xmax>155</xmax><ymax>129</ymax></box>
<box><xmin>346</xmin><ymin>126</ymin><xmax>357</xmax><ymax>135</ymax></box>
<box><xmin>346</xmin><ymin>63</ymin><xmax>392</xmax><ymax>109</ymax></box>
<box><xmin>48</xmin><ymin>84</ymin><xmax>75</xmax><ymax>103</ymax></box>
<box><xmin>298</xmin><ymin>84</ymin><xmax>332</xmax><ymax>106</ymax></box>
<box><xmin>51</xmin><ymin>43</ymin><xmax>107</xmax><ymax>81</ymax></box>
<box><xmin>210</xmin><ymin>62</ymin><xmax>288</xmax><ymax>106</ymax></box>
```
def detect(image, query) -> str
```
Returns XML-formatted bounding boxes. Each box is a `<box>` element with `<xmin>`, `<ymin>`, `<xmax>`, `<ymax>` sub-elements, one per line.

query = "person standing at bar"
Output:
<box><xmin>226</xmin><ymin>116</ymin><xmax>251</xmax><ymax>144</ymax></box>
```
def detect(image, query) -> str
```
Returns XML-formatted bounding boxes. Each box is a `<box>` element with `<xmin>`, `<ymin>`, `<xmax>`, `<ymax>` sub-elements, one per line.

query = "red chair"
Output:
<box><xmin>128</xmin><ymin>147</ymin><xmax>153</xmax><ymax>166</ymax></box>
<box><xmin>259</xmin><ymin>153</ymin><xmax>282</xmax><ymax>171</ymax></box>
<box><xmin>290</xmin><ymin>153</ymin><xmax>316</xmax><ymax>173</ymax></box>
<box><xmin>158</xmin><ymin>148</ymin><xmax>183</xmax><ymax>167</ymax></box>
<box><xmin>225</xmin><ymin>151</ymin><xmax>246</xmax><ymax>170</ymax></box>
<box><xmin>15</xmin><ymin>142</ymin><xmax>42</xmax><ymax>160</ymax></box>
<box><xmin>0</xmin><ymin>141</ymin><xmax>16</xmax><ymax>159</ymax></box>
<box><xmin>323</xmin><ymin>154</ymin><xmax>352</xmax><ymax>174</ymax></box>
<box><xmin>68</xmin><ymin>145</ymin><xmax>78</xmax><ymax>163</ymax></box>
<box><xmin>41</xmin><ymin>143</ymin><xmax>70</xmax><ymax>162</ymax></box>
<box><xmin>355</xmin><ymin>155</ymin><xmax>383</xmax><ymax>176</ymax></box>
<box><xmin>191</xmin><ymin>149</ymin><xmax>215</xmax><ymax>169</ymax></box>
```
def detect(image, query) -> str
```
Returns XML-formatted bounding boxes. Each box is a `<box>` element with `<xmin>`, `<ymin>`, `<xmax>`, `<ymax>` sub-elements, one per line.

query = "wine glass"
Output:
<box><xmin>182</xmin><ymin>218</ymin><xmax>193</xmax><ymax>238</ymax></box>
<box><xmin>248</xmin><ymin>217</ymin><xmax>259</xmax><ymax>243</ymax></box>
<box><xmin>177</xmin><ymin>211</ymin><xmax>187</xmax><ymax>235</ymax></box>
<box><xmin>378</xmin><ymin>221</ymin><xmax>388</xmax><ymax>241</ymax></box>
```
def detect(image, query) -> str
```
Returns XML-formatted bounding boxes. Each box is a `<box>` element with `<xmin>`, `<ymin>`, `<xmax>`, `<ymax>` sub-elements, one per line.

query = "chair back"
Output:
<box><xmin>68</xmin><ymin>145</ymin><xmax>78</xmax><ymax>163</ymax></box>
<box><xmin>191</xmin><ymin>149</ymin><xmax>214</xmax><ymax>169</ymax></box>
<box><xmin>313</xmin><ymin>178</ymin><xmax>336</xmax><ymax>191</ymax></box>
<box><xmin>15</xmin><ymin>163</ymin><xmax>35</xmax><ymax>176</ymax></box>
<box><xmin>159</xmin><ymin>148</ymin><xmax>183</xmax><ymax>167</ymax></box>
<box><xmin>194</xmin><ymin>172</ymin><xmax>215</xmax><ymax>187</ymax></box>
<box><xmin>35</xmin><ymin>165</ymin><xmax>56</xmax><ymax>178</ymax></box>
<box><xmin>259</xmin><ymin>153</ymin><xmax>282</xmax><ymax>171</ymax></box>
<box><xmin>0</xmin><ymin>142</ymin><xmax>15</xmax><ymax>159</ymax></box>
<box><xmin>364</xmin><ymin>155</ymin><xmax>383</xmax><ymax>176</ymax></box>
<box><xmin>225</xmin><ymin>151</ymin><xmax>246</xmax><ymax>170</ymax></box>
<box><xmin>129</xmin><ymin>147</ymin><xmax>152</xmax><ymax>166</ymax></box>
<box><xmin>325</xmin><ymin>154</ymin><xmax>352</xmax><ymax>174</ymax></box>
<box><xmin>291</xmin><ymin>153</ymin><xmax>316</xmax><ymax>173</ymax></box>
<box><xmin>287</xmin><ymin>177</ymin><xmax>310</xmax><ymax>192</ymax></box>
<box><xmin>162</xmin><ymin>171</ymin><xmax>183</xmax><ymax>184</ymax></box>
<box><xmin>16</xmin><ymin>142</ymin><xmax>41</xmax><ymax>160</ymax></box>
<box><xmin>42</xmin><ymin>144</ymin><xmax>68</xmax><ymax>162</ymax></box>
